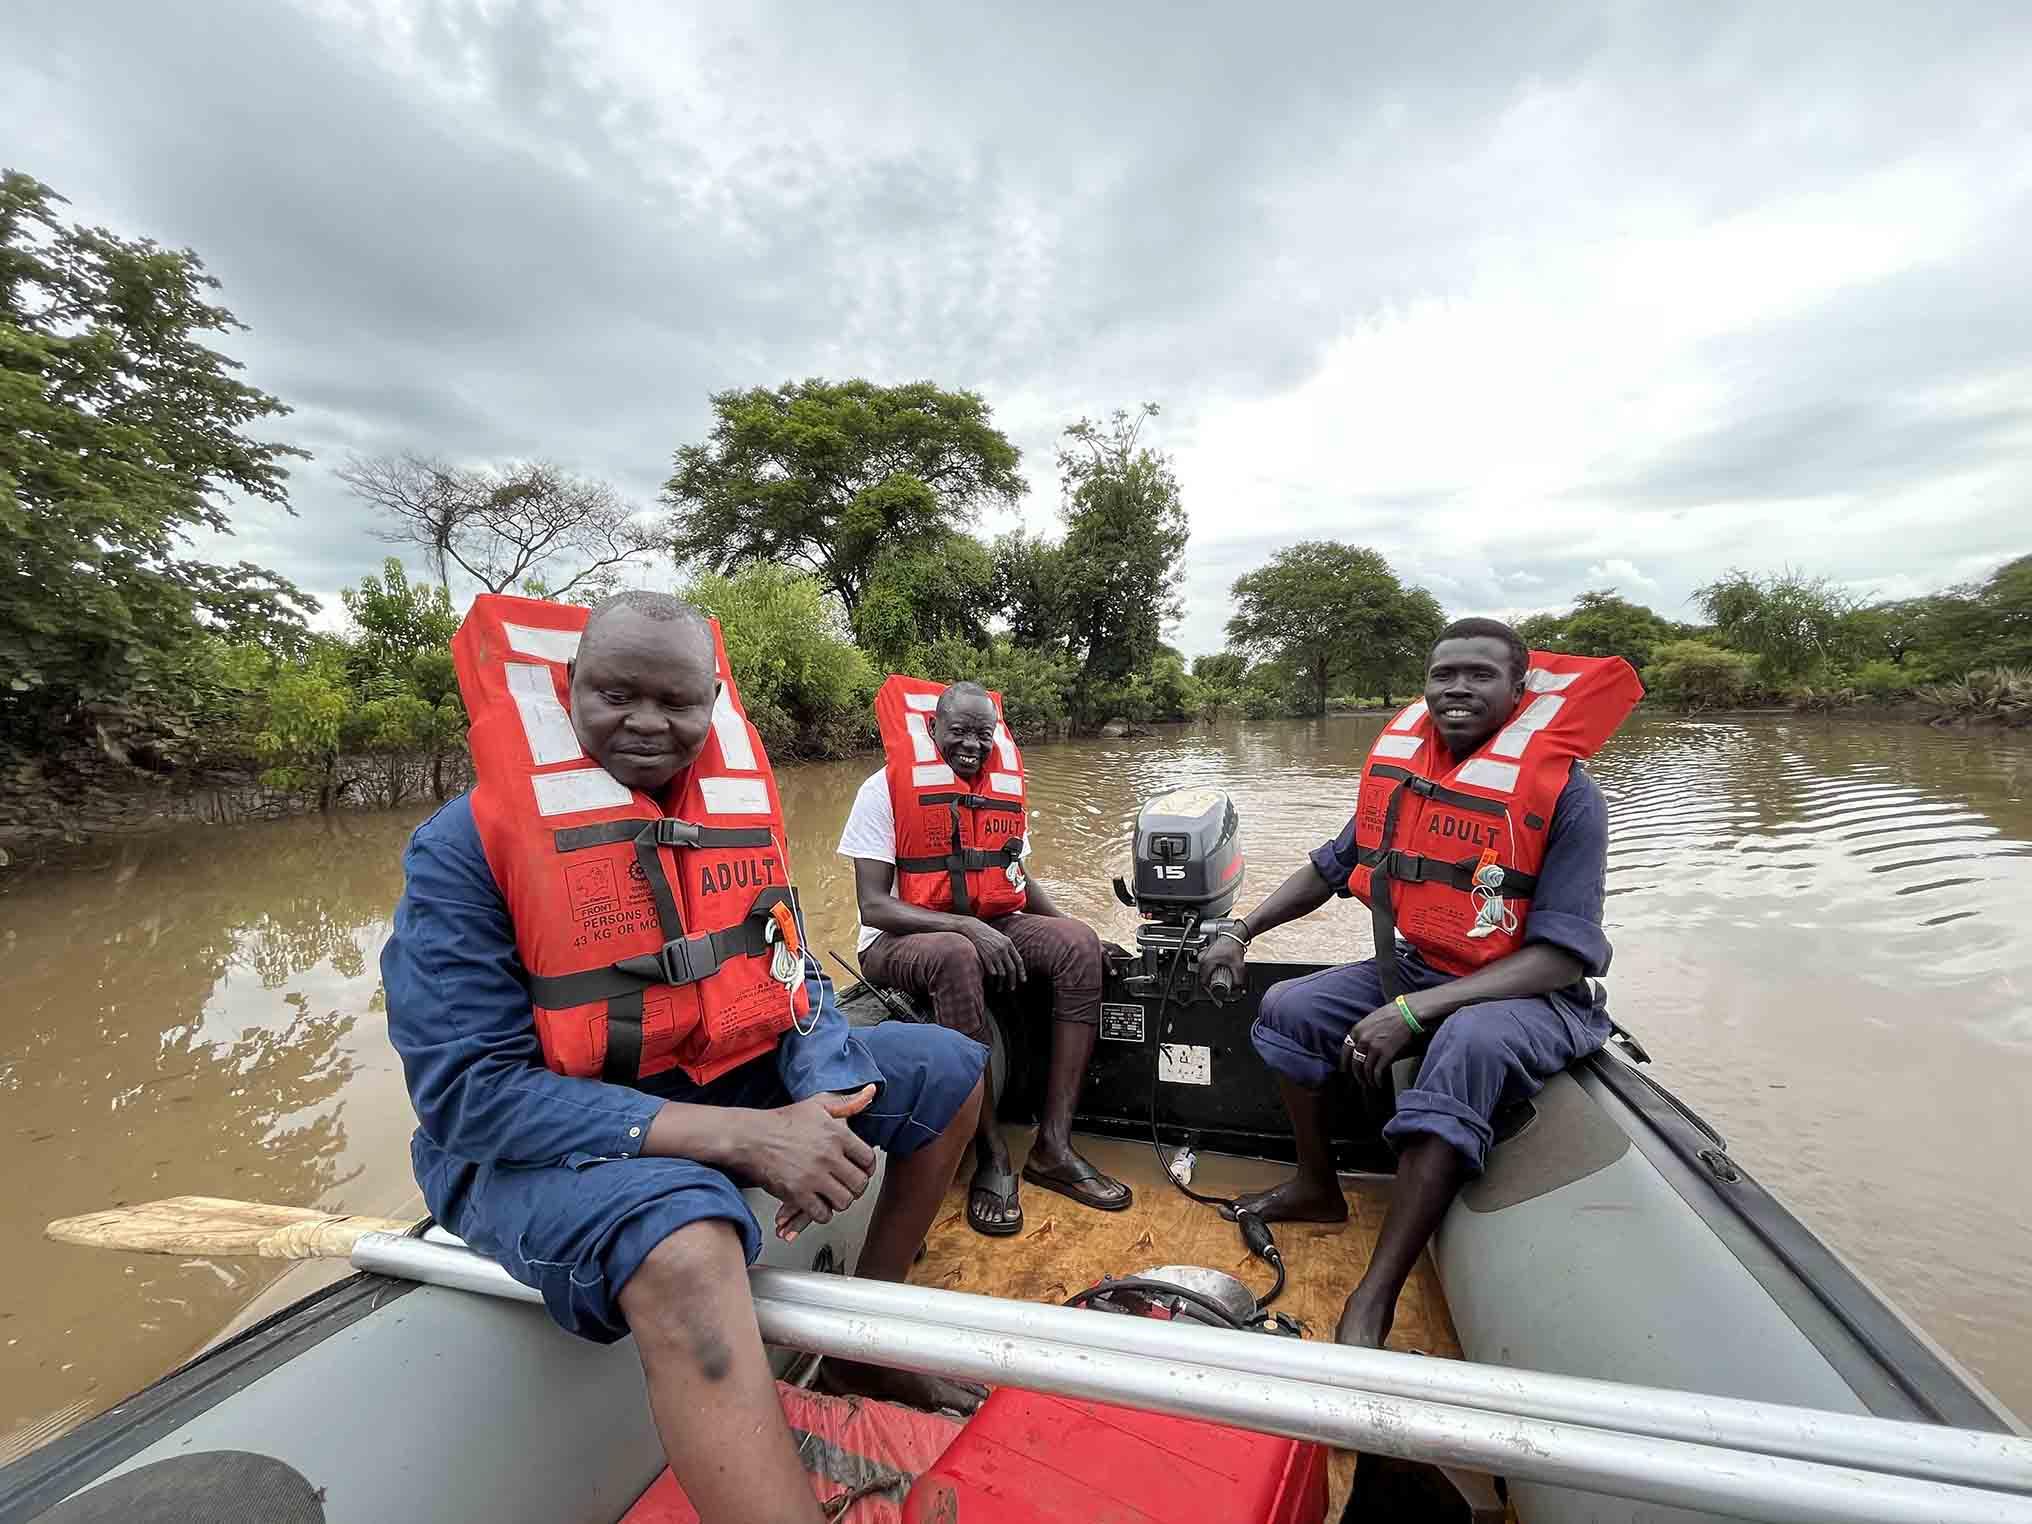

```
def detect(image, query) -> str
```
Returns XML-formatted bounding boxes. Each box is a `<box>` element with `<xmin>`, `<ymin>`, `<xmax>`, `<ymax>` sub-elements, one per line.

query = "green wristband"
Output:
<box><xmin>1396</xmin><ymin>995</ymin><xmax>1424</xmax><ymax>1035</ymax></box>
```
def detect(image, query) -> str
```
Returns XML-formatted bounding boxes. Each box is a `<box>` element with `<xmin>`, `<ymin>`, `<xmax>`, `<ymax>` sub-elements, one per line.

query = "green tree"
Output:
<box><xmin>851</xmin><ymin>530</ymin><xmax>996</xmax><ymax>670</ymax></box>
<box><xmin>1188</xmin><ymin>652</ymin><xmax>1250</xmax><ymax>721</ymax></box>
<box><xmin>1906</xmin><ymin>555</ymin><xmax>2032</xmax><ymax>677</ymax></box>
<box><xmin>918</xmin><ymin>635</ymin><xmax>1074</xmax><ymax>740</ymax></box>
<box><xmin>991</xmin><ymin>529</ymin><xmax>1072</xmax><ymax>652</ymax></box>
<box><xmin>1645</xmin><ymin>639</ymin><xmax>1757</xmax><ymax>711</ymax></box>
<box><xmin>684</xmin><ymin>563</ymin><xmax>876</xmax><ymax>758</ymax></box>
<box><xmin>343</xmin><ymin>690</ymin><xmax>441</xmax><ymax>807</ymax></box>
<box><xmin>1843</xmin><ymin>598</ymin><xmax>1935</xmax><ymax>668</ymax></box>
<box><xmin>664</xmin><ymin>379</ymin><xmax>1025</xmax><ymax>615</ymax></box>
<box><xmin>1191</xmin><ymin>652</ymin><xmax>1248</xmax><ymax>687</ymax></box>
<box><xmin>1692</xmin><ymin>568</ymin><xmax>1858</xmax><ymax>683</ymax></box>
<box><xmin>339</xmin><ymin>559</ymin><xmax>466</xmax><ymax>799</ymax></box>
<box><xmin>1055</xmin><ymin>406</ymin><xmax>1191</xmax><ymax>724</ymax></box>
<box><xmin>1558</xmin><ymin>589</ymin><xmax>1674</xmax><ymax>669</ymax></box>
<box><xmin>1978</xmin><ymin>554</ymin><xmax>2032</xmax><ymax>669</ymax></box>
<box><xmin>1225</xmin><ymin>542</ymin><xmax>1444</xmax><ymax>716</ymax></box>
<box><xmin>1</xmin><ymin>170</ymin><xmax>315</xmax><ymax>760</ymax></box>
<box><xmin>1513</xmin><ymin>611</ymin><xmax>1568</xmax><ymax>649</ymax></box>
<box><xmin>1106</xmin><ymin>647</ymin><xmax>1203</xmax><ymax>724</ymax></box>
<box><xmin>237</xmin><ymin>636</ymin><xmax>355</xmax><ymax>810</ymax></box>
<box><xmin>340</xmin><ymin>558</ymin><xmax>458</xmax><ymax>684</ymax></box>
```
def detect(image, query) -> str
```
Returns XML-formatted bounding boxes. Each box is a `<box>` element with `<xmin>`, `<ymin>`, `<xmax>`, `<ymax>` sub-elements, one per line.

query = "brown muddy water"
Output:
<box><xmin>2</xmin><ymin>711</ymin><xmax>2029</xmax><ymax>1455</ymax></box>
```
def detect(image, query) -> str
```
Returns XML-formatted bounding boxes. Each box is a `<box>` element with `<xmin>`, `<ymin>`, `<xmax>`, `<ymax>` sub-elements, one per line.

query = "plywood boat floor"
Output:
<box><xmin>910</xmin><ymin>1127</ymin><xmax>1468</xmax><ymax>1519</ymax></box>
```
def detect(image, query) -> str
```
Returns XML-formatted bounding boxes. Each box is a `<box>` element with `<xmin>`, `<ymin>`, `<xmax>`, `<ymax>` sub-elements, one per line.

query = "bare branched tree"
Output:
<box><xmin>337</xmin><ymin>455</ymin><xmax>664</xmax><ymax>600</ymax></box>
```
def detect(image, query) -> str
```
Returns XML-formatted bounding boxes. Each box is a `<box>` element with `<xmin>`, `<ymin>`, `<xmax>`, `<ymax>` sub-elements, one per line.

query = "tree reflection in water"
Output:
<box><xmin>0</xmin><ymin>807</ymin><xmax>432</xmax><ymax>1458</ymax></box>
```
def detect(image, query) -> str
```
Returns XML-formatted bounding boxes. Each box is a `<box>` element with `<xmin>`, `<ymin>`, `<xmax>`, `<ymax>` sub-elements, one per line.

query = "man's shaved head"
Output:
<box><xmin>580</xmin><ymin>590</ymin><xmax>710</xmax><ymax>657</ymax></box>
<box><xmin>934</xmin><ymin>680</ymin><xmax>993</xmax><ymax>724</ymax></box>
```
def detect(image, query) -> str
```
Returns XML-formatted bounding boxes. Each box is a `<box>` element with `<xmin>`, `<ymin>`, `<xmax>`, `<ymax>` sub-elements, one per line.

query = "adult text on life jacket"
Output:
<box><xmin>453</xmin><ymin>594</ymin><xmax>806</xmax><ymax>1087</ymax></box>
<box><xmin>874</xmin><ymin>675</ymin><xmax>1028</xmax><ymax>919</ymax></box>
<box><xmin>1346</xmin><ymin>651</ymin><xmax>1642</xmax><ymax>989</ymax></box>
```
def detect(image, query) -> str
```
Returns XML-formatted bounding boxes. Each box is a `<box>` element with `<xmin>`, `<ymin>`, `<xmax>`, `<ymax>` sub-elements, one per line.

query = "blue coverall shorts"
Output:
<box><xmin>1249</xmin><ymin>954</ymin><xmax>1610</xmax><ymax>1173</ymax></box>
<box><xmin>416</xmin><ymin>1019</ymin><xmax>984</xmax><ymax>1343</ymax></box>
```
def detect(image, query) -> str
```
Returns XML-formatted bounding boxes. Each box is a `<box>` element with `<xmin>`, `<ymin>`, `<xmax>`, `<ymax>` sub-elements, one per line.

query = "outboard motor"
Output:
<box><xmin>1112</xmin><ymin>787</ymin><xmax>1245</xmax><ymax>999</ymax></box>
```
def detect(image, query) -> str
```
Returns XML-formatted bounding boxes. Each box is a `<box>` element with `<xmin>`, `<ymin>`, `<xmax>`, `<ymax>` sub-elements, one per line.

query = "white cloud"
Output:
<box><xmin>1585</xmin><ymin>560</ymin><xmax>1657</xmax><ymax>589</ymax></box>
<box><xmin>6</xmin><ymin>0</ymin><xmax>2029</xmax><ymax>660</ymax></box>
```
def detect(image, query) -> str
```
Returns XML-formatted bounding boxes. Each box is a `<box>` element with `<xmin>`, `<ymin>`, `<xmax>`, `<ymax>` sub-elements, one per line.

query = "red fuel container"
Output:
<box><xmin>901</xmin><ymin>1387</ymin><xmax>1328</xmax><ymax>1524</ymax></box>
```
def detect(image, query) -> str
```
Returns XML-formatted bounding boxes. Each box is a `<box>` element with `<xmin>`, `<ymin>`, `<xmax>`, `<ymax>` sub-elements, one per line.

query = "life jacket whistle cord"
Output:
<box><xmin>453</xmin><ymin>594</ymin><xmax>807</xmax><ymax>1087</ymax></box>
<box><xmin>874</xmin><ymin>675</ymin><xmax>1029</xmax><ymax>919</ymax></box>
<box><xmin>1346</xmin><ymin>652</ymin><xmax>1643</xmax><ymax>996</ymax></box>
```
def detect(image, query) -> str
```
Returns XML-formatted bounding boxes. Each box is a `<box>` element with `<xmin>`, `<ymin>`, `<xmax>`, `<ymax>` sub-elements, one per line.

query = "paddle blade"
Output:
<box><xmin>47</xmin><ymin>1196</ymin><xmax>417</xmax><ymax>1261</ymax></box>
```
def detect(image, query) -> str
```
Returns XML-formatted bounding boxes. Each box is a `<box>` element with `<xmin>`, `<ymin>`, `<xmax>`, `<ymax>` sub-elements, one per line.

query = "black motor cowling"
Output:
<box><xmin>1117</xmin><ymin>786</ymin><xmax>1244</xmax><ymax>921</ymax></box>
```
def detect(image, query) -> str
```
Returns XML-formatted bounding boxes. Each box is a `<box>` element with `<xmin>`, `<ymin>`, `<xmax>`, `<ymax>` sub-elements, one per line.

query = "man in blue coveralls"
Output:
<box><xmin>383</xmin><ymin>594</ymin><xmax>988</xmax><ymax>1524</ymax></box>
<box><xmin>1196</xmin><ymin>619</ymin><xmax>1612</xmax><ymax>1349</ymax></box>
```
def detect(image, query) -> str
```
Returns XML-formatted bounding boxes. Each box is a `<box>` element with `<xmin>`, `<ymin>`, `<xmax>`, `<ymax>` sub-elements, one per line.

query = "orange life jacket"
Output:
<box><xmin>874</xmin><ymin>675</ymin><xmax>1029</xmax><ymax>919</ymax></box>
<box><xmin>452</xmin><ymin>594</ymin><xmax>806</xmax><ymax>1087</ymax></box>
<box><xmin>1347</xmin><ymin>651</ymin><xmax>1642</xmax><ymax>988</ymax></box>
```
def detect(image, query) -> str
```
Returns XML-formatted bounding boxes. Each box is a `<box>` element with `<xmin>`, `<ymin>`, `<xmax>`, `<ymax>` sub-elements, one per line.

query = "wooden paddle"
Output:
<box><xmin>46</xmin><ymin>1196</ymin><xmax>418</xmax><ymax>1261</ymax></box>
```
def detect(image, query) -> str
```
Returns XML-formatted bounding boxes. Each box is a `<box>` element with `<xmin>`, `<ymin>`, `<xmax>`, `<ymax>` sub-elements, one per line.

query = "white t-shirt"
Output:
<box><xmin>836</xmin><ymin>770</ymin><xmax>1030</xmax><ymax>952</ymax></box>
<box><xmin>837</xmin><ymin>772</ymin><xmax>899</xmax><ymax>953</ymax></box>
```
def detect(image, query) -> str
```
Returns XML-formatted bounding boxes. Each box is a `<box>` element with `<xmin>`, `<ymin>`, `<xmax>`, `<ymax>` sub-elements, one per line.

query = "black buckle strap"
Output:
<box><xmin>652</xmin><ymin>817</ymin><xmax>773</xmax><ymax>849</ymax></box>
<box><xmin>609</xmin><ymin>885</ymin><xmax>796</xmax><ymax>988</ymax></box>
<box><xmin>553</xmin><ymin>818</ymin><xmax>773</xmax><ymax>853</ymax></box>
<box><xmin>603</xmin><ymin>990</ymin><xmax>644</xmax><ymax>1085</ymax></box>
<box><xmin>945</xmin><ymin>801</ymin><xmax>972</xmax><ymax>915</ymax></box>
<box><xmin>1362</xmin><ymin>847</ymin><xmax>1537</xmax><ymax>898</ymax></box>
<box><xmin>895</xmin><ymin>839</ymin><xmax>1024</xmax><ymax>875</ymax></box>
<box><xmin>919</xmin><ymin>791</ymin><xmax>1022</xmax><ymax>816</ymax></box>
<box><xmin>1370</xmin><ymin>776</ymin><xmax>1410</xmax><ymax>1002</ymax></box>
<box><xmin>528</xmin><ymin>887</ymin><xmax>799</xmax><ymax>1008</ymax></box>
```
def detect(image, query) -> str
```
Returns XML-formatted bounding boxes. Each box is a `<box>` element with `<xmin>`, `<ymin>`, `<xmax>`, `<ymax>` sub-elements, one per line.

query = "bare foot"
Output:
<box><xmin>1224</xmin><ymin>1173</ymin><xmax>1348</xmax><ymax>1225</ymax></box>
<box><xmin>1334</xmin><ymin>1291</ymin><xmax>1393</xmax><ymax>1349</ymax></box>
<box><xmin>815</xmin><ymin>1358</ymin><xmax>987</xmax><ymax>1416</ymax></box>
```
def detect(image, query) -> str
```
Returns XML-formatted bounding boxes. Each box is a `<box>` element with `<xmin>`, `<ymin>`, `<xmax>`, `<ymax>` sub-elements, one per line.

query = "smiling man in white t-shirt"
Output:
<box><xmin>838</xmin><ymin>682</ymin><xmax>1131</xmax><ymax>1237</ymax></box>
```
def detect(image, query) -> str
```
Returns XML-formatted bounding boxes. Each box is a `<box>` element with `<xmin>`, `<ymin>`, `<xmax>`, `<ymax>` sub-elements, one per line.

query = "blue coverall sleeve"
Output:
<box><xmin>1520</xmin><ymin>768</ymin><xmax>1613</xmax><ymax>977</ymax></box>
<box><xmin>381</xmin><ymin>802</ymin><xmax>663</xmax><ymax>1168</ymax></box>
<box><xmin>775</xmin><ymin>961</ymin><xmax>885</xmax><ymax>1100</ymax></box>
<box><xmin>1308</xmin><ymin>815</ymin><xmax>1362</xmax><ymax>895</ymax></box>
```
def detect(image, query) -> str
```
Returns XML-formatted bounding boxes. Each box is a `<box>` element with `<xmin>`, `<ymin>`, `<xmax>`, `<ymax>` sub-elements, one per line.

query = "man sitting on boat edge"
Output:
<box><xmin>841</xmin><ymin>674</ymin><xmax>1131</xmax><ymax>1236</ymax></box>
<box><xmin>383</xmin><ymin>592</ymin><xmax>988</xmax><ymax>1524</ymax></box>
<box><xmin>1198</xmin><ymin>618</ymin><xmax>1640</xmax><ymax>1348</ymax></box>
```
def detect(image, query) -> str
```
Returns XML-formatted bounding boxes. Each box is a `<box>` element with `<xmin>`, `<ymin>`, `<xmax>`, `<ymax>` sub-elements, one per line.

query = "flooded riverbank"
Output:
<box><xmin>3</xmin><ymin>711</ymin><xmax>2028</xmax><ymax>1454</ymax></box>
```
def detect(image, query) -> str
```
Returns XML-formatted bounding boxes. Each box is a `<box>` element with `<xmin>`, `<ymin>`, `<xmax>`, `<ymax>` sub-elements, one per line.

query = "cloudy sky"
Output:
<box><xmin>7</xmin><ymin>0</ymin><xmax>2030</xmax><ymax>654</ymax></box>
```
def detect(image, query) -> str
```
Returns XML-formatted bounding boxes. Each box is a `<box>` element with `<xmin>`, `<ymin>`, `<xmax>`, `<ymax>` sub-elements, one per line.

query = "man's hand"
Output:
<box><xmin>1343</xmin><ymin>1004</ymin><xmax>1419</xmax><ymax>1089</ymax></box>
<box><xmin>964</xmin><ymin>920</ymin><xmax>1026</xmax><ymax>988</ymax></box>
<box><xmin>1198</xmin><ymin>934</ymin><xmax>1246</xmax><ymax>1002</ymax></box>
<box><xmin>730</xmin><ymin>1085</ymin><xmax>880</xmax><ymax>1243</ymax></box>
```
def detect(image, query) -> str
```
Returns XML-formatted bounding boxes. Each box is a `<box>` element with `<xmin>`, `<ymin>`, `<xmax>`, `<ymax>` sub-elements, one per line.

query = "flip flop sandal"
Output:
<box><xmin>967</xmin><ymin>1163</ymin><xmax>1024</xmax><ymax>1237</ymax></box>
<box><xmin>1021</xmin><ymin>1159</ymin><xmax>1135</xmax><ymax>1213</ymax></box>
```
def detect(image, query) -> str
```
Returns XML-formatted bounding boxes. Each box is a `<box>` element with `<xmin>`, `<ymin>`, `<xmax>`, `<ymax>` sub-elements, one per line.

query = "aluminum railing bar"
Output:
<box><xmin>348</xmin><ymin>1236</ymin><xmax>2032</xmax><ymax>1524</ymax></box>
<box><xmin>751</xmin><ymin>1265</ymin><xmax>2032</xmax><ymax>1494</ymax></box>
